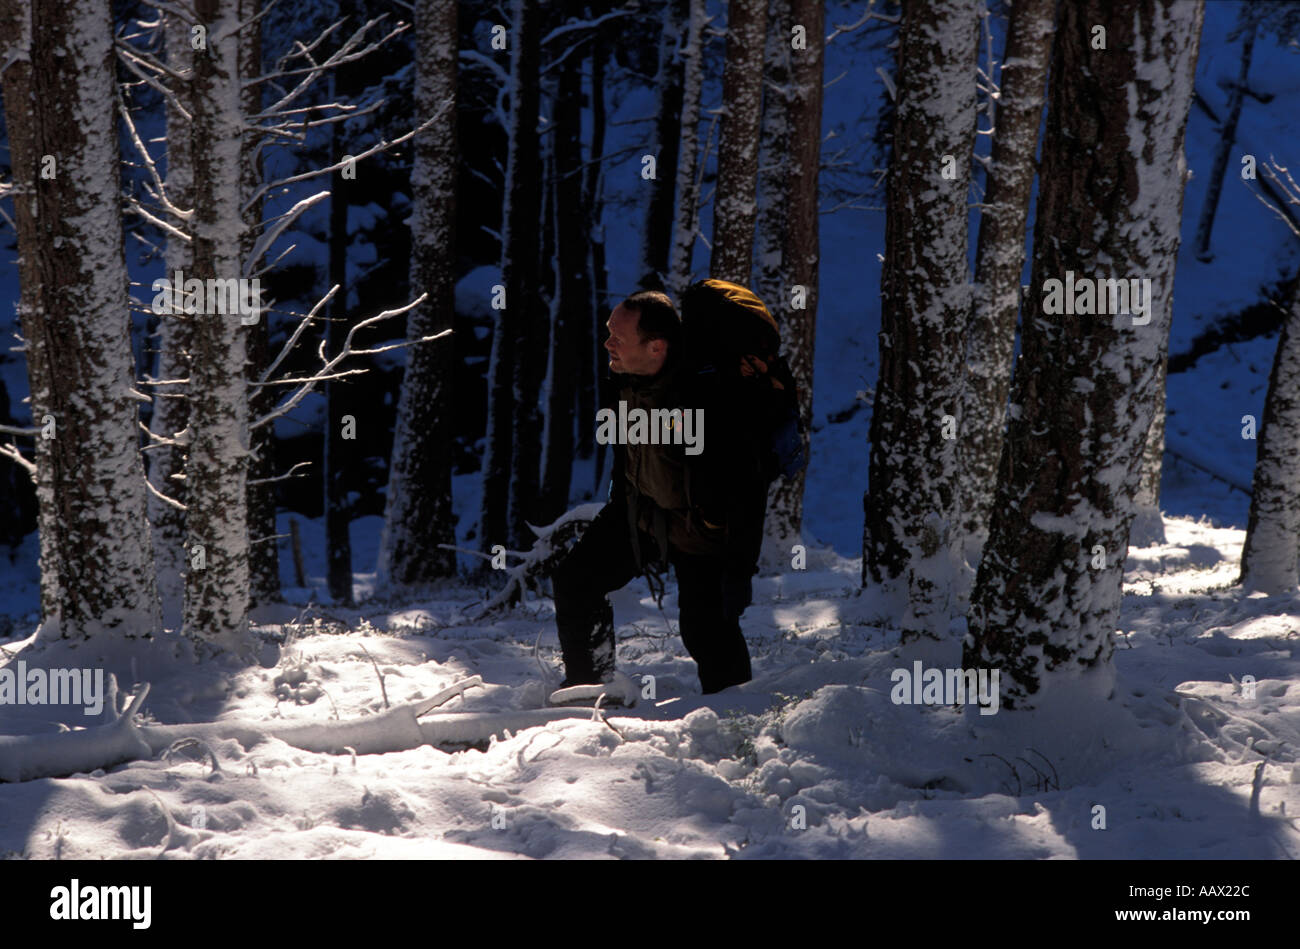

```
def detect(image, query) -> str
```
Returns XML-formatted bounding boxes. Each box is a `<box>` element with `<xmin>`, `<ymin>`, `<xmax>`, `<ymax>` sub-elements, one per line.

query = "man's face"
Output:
<box><xmin>605</xmin><ymin>304</ymin><xmax>666</xmax><ymax>376</ymax></box>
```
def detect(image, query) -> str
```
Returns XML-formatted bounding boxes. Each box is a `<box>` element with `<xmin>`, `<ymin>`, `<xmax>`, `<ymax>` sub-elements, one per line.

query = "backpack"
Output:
<box><xmin>678</xmin><ymin>279</ymin><xmax>807</xmax><ymax>482</ymax></box>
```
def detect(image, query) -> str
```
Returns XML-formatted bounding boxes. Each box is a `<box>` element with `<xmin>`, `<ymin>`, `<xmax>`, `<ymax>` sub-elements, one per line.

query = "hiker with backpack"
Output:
<box><xmin>549</xmin><ymin>281</ymin><xmax>804</xmax><ymax>699</ymax></box>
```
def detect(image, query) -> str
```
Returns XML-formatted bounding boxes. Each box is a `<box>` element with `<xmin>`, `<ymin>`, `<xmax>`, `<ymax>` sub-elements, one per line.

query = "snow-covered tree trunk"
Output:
<box><xmin>539</xmin><ymin>45</ymin><xmax>590</xmax><ymax>524</ymax></box>
<box><xmin>147</xmin><ymin>11</ymin><xmax>194</xmax><ymax>631</ymax></box>
<box><xmin>638</xmin><ymin>0</ymin><xmax>688</xmax><ymax>289</ymax></box>
<box><xmin>378</xmin><ymin>0</ymin><xmax>459</xmax><ymax>590</ymax></box>
<box><xmin>1193</xmin><ymin>8</ymin><xmax>1257</xmax><ymax>261</ymax></box>
<box><xmin>184</xmin><ymin>0</ymin><xmax>255</xmax><ymax>652</ymax></box>
<box><xmin>502</xmin><ymin>0</ymin><xmax>545</xmax><ymax>550</ymax></box>
<box><xmin>959</xmin><ymin>0</ymin><xmax>1054</xmax><ymax>559</ymax></box>
<box><xmin>965</xmin><ymin>0</ymin><xmax>1203</xmax><ymax>709</ymax></box>
<box><xmin>9</xmin><ymin>0</ymin><xmax>162</xmax><ymax>641</ymax></box>
<box><xmin>1239</xmin><ymin>283</ymin><xmax>1300</xmax><ymax>593</ymax></box>
<box><xmin>863</xmin><ymin>0</ymin><xmax>979</xmax><ymax>641</ymax></box>
<box><xmin>1130</xmin><ymin>357</ymin><xmax>1169</xmax><ymax>546</ymax></box>
<box><xmin>754</xmin><ymin>0</ymin><xmax>792</xmax><ymax>315</ymax></box>
<box><xmin>667</xmin><ymin>0</ymin><xmax>706</xmax><ymax>301</ymax></box>
<box><xmin>0</xmin><ymin>0</ymin><xmax>60</xmax><ymax>626</ymax></box>
<box><xmin>709</xmin><ymin>0</ymin><xmax>767</xmax><ymax>282</ymax></box>
<box><xmin>762</xmin><ymin>0</ymin><xmax>823</xmax><ymax>555</ymax></box>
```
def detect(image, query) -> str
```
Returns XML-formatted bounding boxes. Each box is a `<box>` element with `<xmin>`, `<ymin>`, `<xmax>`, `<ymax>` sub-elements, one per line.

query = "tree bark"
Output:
<box><xmin>638</xmin><ymin>0</ymin><xmax>688</xmax><ymax>289</ymax></box>
<box><xmin>863</xmin><ymin>0</ymin><xmax>979</xmax><ymax>642</ymax></box>
<box><xmin>1239</xmin><ymin>282</ymin><xmax>1300</xmax><ymax>593</ymax></box>
<box><xmin>378</xmin><ymin>0</ymin><xmax>459</xmax><ymax>590</ymax></box>
<box><xmin>762</xmin><ymin>0</ymin><xmax>823</xmax><ymax>553</ymax></box>
<box><xmin>0</xmin><ymin>0</ymin><xmax>60</xmax><ymax>627</ymax></box>
<box><xmin>960</xmin><ymin>0</ymin><xmax>1055</xmax><ymax>556</ymax></box>
<box><xmin>325</xmin><ymin>77</ymin><xmax>355</xmax><ymax>608</ymax></box>
<box><xmin>585</xmin><ymin>16</ymin><xmax>611</xmax><ymax>489</ymax></box>
<box><xmin>667</xmin><ymin>0</ymin><xmax>707</xmax><ymax>301</ymax></box>
<box><xmin>709</xmin><ymin>0</ymin><xmax>767</xmax><ymax>282</ymax></box>
<box><xmin>6</xmin><ymin>0</ymin><xmax>161</xmax><ymax>641</ymax></box>
<box><xmin>539</xmin><ymin>45</ymin><xmax>590</xmax><ymax>523</ymax></box>
<box><xmin>184</xmin><ymin>0</ymin><xmax>255</xmax><ymax>652</ymax></box>
<box><xmin>965</xmin><ymin>0</ymin><xmax>1204</xmax><ymax>709</ymax></box>
<box><xmin>502</xmin><ymin>0</ymin><xmax>545</xmax><ymax>550</ymax></box>
<box><xmin>242</xmin><ymin>0</ymin><xmax>279</xmax><ymax>608</ymax></box>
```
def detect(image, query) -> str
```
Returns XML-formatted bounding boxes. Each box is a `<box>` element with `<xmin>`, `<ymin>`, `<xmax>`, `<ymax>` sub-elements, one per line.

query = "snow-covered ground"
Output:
<box><xmin>1</xmin><ymin>514</ymin><xmax>1296</xmax><ymax>859</ymax></box>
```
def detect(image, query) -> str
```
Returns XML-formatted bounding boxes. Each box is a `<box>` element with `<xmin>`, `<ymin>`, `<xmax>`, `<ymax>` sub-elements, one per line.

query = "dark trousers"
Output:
<box><xmin>552</xmin><ymin>501</ymin><xmax>754</xmax><ymax>694</ymax></box>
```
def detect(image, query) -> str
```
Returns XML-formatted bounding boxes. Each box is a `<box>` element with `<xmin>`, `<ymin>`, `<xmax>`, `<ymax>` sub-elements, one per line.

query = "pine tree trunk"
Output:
<box><xmin>638</xmin><ymin>0</ymin><xmax>688</xmax><ymax>289</ymax></box>
<box><xmin>959</xmin><ymin>0</ymin><xmax>1054</xmax><ymax>558</ymax></box>
<box><xmin>502</xmin><ymin>0</ymin><xmax>545</xmax><ymax>550</ymax></box>
<box><xmin>148</xmin><ymin>11</ymin><xmax>195</xmax><ymax>631</ymax></box>
<box><xmin>185</xmin><ymin>0</ymin><xmax>254</xmax><ymax>652</ymax></box>
<box><xmin>754</xmin><ymin>0</ymin><xmax>792</xmax><ymax>316</ymax></box>
<box><xmin>1239</xmin><ymin>283</ymin><xmax>1300</xmax><ymax>593</ymax></box>
<box><xmin>242</xmin><ymin>0</ymin><xmax>279</xmax><ymax>608</ymax></box>
<box><xmin>965</xmin><ymin>0</ymin><xmax>1203</xmax><ymax>709</ymax></box>
<box><xmin>1130</xmin><ymin>355</ymin><xmax>1168</xmax><ymax>545</ymax></box>
<box><xmin>863</xmin><ymin>0</ymin><xmax>979</xmax><ymax>642</ymax></box>
<box><xmin>0</xmin><ymin>0</ymin><xmax>59</xmax><ymax>627</ymax></box>
<box><xmin>709</xmin><ymin>0</ymin><xmax>767</xmax><ymax>282</ymax></box>
<box><xmin>1193</xmin><ymin>13</ymin><xmax>1257</xmax><ymax>261</ymax></box>
<box><xmin>378</xmin><ymin>0</ymin><xmax>458</xmax><ymax>590</ymax></box>
<box><xmin>667</xmin><ymin>0</ymin><xmax>707</xmax><ymax>301</ymax></box>
<box><xmin>762</xmin><ymin>0</ymin><xmax>823</xmax><ymax>555</ymax></box>
<box><xmin>539</xmin><ymin>46</ymin><xmax>589</xmax><ymax>522</ymax></box>
<box><xmin>586</xmin><ymin>20</ymin><xmax>611</xmax><ymax>490</ymax></box>
<box><xmin>9</xmin><ymin>0</ymin><xmax>161</xmax><ymax>641</ymax></box>
<box><xmin>325</xmin><ymin>91</ymin><xmax>355</xmax><ymax>608</ymax></box>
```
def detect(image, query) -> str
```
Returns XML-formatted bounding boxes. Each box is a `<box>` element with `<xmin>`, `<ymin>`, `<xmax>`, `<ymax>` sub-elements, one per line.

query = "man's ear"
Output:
<box><xmin>649</xmin><ymin>338</ymin><xmax>666</xmax><ymax>357</ymax></box>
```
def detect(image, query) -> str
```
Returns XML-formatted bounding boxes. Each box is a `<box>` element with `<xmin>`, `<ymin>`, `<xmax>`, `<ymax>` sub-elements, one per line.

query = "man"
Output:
<box><xmin>550</xmin><ymin>289</ymin><xmax>769</xmax><ymax>697</ymax></box>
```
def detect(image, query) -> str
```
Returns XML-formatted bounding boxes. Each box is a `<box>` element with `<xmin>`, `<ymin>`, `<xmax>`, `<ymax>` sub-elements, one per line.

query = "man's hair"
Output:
<box><xmin>621</xmin><ymin>290</ymin><xmax>680</xmax><ymax>348</ymax></box>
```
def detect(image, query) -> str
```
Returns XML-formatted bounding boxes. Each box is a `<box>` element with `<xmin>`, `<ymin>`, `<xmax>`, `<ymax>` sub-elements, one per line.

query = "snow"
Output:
<box><xmin>1</xmin><ymin>513</ymin><xmax>1297</xmax><ymax>858</ymax></box>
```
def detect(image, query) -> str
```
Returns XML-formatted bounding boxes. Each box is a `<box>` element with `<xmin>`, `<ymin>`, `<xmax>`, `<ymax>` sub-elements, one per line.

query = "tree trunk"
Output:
<box><xmin>325</xmin><ymin>80</ymin><xmax>355</xmax><ymax>608</ymax></box>
<box><xmin>148</xmin><ymin>11</ymin><xmax>195</xmax><ymax>631</ymax></box>
<box><xmin>1130</xmin><ymin>355</ymin><xmax>1169</xmax><ymax>545</ymax></box>
<box><xmin>965</xmin><ymin>0</ymin><xmax>1203</xmax><ymax>710</ymax></box>
<box><xmin>667</xmin><ymin>0</ymin><xmax>707</xmax><ymax>301</ymax></box>
<box><xmin>754</xmin><ymin>0</ymin><xmax>792</xmax><ymax>316</ymax></box>
<box><xmin>0</xmin><ymin>0</ymin><xmax>60</xmax><ymax>628</ymax></box>
<box><xmin>539</xmin><ymin>46</ymin><xmax>589</xmax><ymax>522</ymax></box>
<box><xmin>378</xmin><ymin>0</ymin><xmax>458</xmax><ymax>590</ymax></box>
<box><xmin>709</xmin><ymin>0</ymin><xmax>767</xmax><ymax>282</ymax></box>
<box><xmin>638</xmin><ymin>0</ymin><xmax>688</xmax><ymax>289</ymax></box>
<box><xmin>1239</xmin><ymin>283</ymin><xmax>1300</xmax><ymax>593</ymax></box>
<box><xmin>242</xmin><ymin>0</ymin><xmax>279</xmax><ymax>608</ymax></box>
<box><xmin>959</xmin><ymin>0</ymin><xmax>1055</xmax><ymax>558</ymax></box>
<box><xmin>762</xmin><ymin>0</ymin><xmax>823</xmax><ymax>555</ymax></box>
<box><xmin>586</xmin><ymin>17</ymin><xmax>611</xmax><ymax>489</ymax></box>
<box><xmin>502</xmin><ymin>0</ymin><xmax>545</xmax><ymax>550</ymax></box>
<box><xmin>1193</xmin><ymin>12</ymin><xmax>1257</xmax><ymax>261</ymax></box>
<box><xmin>7</xmin><ymin>0</ymin><xmax>161</xmax><ymax>641</ymax></box>
<box><xmin>184</xmin><ymin>0</ymin><xmax>255</xmax><ymax>652</ymax></box>
<box><xmin>863</xmin><ymin>0</ymin><xmax>979</xmax><ymax>642</ymax></box>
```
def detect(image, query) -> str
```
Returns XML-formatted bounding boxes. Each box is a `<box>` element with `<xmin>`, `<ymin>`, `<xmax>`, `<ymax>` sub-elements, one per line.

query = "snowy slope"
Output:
<box><xmin>1</xmin><ymin>514</ymin><xmax>1297</xmax><ymax>859</ymax></box>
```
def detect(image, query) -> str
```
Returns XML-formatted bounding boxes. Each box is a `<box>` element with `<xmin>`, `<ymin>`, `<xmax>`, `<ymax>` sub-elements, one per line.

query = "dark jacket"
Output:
<box><xmin>608</xmin><ymin>355</ymin><xmax>770</xmax><ymax>575</ymax></box>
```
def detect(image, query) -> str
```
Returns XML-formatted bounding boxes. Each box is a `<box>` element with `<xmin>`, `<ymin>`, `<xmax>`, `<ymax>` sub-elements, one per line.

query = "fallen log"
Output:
<box><xmin>0</xmin><ymin>675</ymin><xmax>600</xmax><ymax>783</ymax></box>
